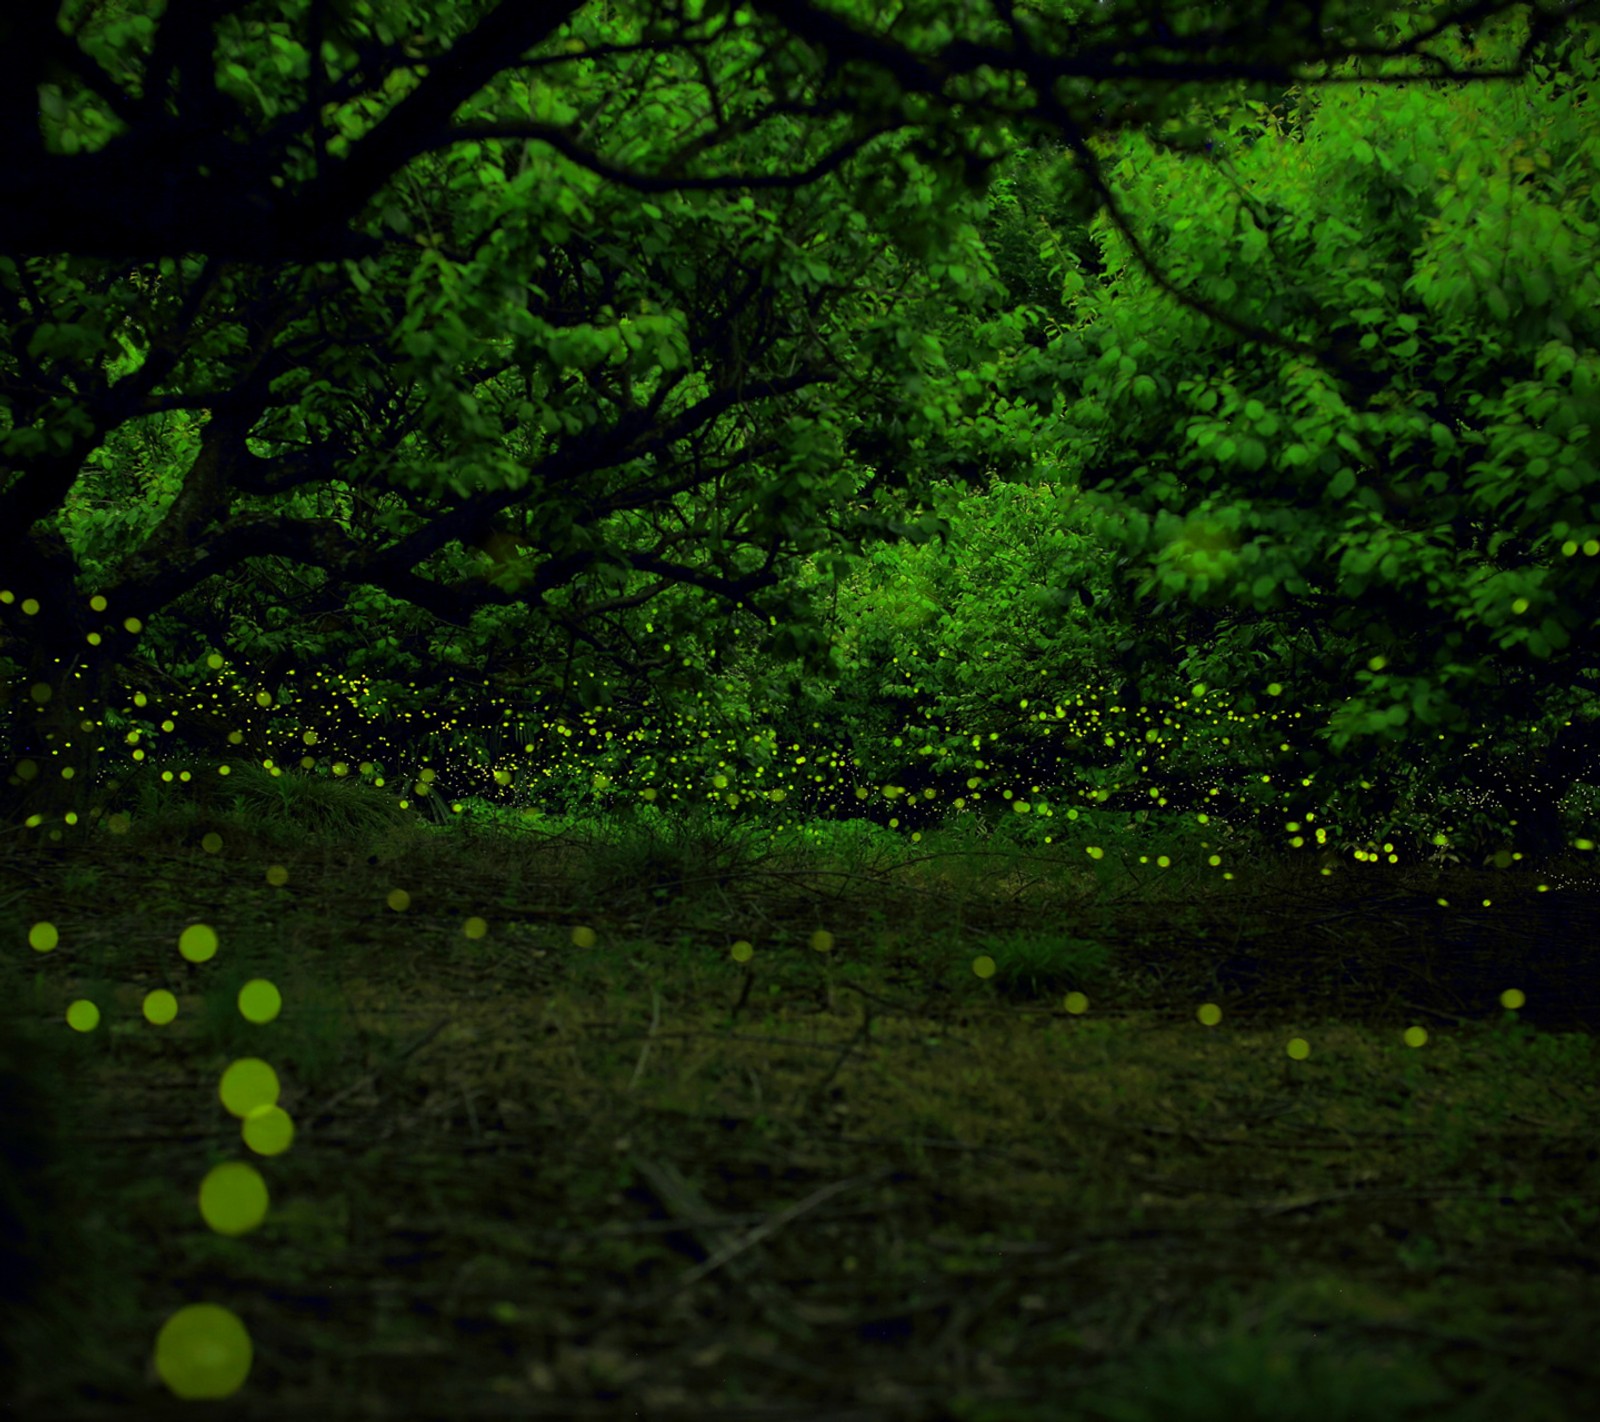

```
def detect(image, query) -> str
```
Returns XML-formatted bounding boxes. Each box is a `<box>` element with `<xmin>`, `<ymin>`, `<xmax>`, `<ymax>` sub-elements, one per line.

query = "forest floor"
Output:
<box><xmin>2</xmin><ymin>791</ymin><xmax>1598</xmax><ymax>1421</ymax></box>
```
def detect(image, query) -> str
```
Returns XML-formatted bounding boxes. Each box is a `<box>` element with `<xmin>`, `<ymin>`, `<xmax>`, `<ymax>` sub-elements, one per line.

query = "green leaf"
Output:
<box><xmin>1539</xmin><ymin>617</ymin><xmax>1570</xmax><ymax>651</ymax></box>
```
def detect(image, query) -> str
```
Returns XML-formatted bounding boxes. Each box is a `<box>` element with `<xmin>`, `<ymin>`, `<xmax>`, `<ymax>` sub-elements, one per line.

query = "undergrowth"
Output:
<box><xmin>1</xmin><ymin>771</ymin><xmax>1595</xmax><ymax>1421</ymax></box>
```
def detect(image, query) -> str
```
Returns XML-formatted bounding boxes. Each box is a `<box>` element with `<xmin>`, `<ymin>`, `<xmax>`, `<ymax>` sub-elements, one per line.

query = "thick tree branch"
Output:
<box><xmin>441</xmin><ymin>119</ymin><xmax>902</xmax><ymax>191</ymax></box>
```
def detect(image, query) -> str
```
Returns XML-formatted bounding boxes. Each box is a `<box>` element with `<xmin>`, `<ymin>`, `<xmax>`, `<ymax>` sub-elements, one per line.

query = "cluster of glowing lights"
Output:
<box><xmin>24</xmin><ymin>916</ymin><xmax>303</xmax><ymax>1399</ymax></box>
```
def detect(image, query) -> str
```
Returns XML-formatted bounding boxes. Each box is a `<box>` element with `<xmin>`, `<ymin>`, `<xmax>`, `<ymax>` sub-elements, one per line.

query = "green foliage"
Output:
<box><xmin>975</xmin><ymin>928</ymin><xmax>1114</xmax><ymax>999</ymax></box>
<box><xmin>113</xmin><ymin>757</ymin><xmax>414</xmax><ymax>850</ymax></box>
<box><xmin>4</xmin><ymin>0</ymin><xmax>1599</xmax><ymax>883</ymax></box>
<box><xmin>4</xmin><ymin>0</ymin><xmax>1043</xmax><ymax>828</ymax></box>
<box><xmin>8</xmin><ymin>9</ymin><xmax>1600</xmax><ymax>1417</ymax></box>
<box><xmin>1052</xmin><ymin>14</ymin><xmax>1600</xmax><ymax>762</ymax></box>
<box><xmin>567</xmin><ymin>798</ymin><xmax>774</xmax><ymax>907</ymax></box>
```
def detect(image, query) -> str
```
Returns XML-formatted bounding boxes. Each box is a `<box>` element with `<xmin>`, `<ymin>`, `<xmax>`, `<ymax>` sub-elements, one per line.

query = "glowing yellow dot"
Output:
<box><xmin>66</xmin><ymin>999</ymin><xmax>100</xmax><ymax>1032</ymax></box>
<box><xmin>198</xmin><ymin>1161</ymin><xmax>269</xmax><ymax>1237</ymax></box>
<box><xmin>179</xmin><ymin>923</ymin><xmax>219</xmax><ymax>962</ymax></box>
<box><xmin>1196</xmin><ymin>1002</ymin><xmax>1222</xmax><ymax>1026</ymax></box>
<box><xmin>386</xmin><ymin>888</ymin><xmax>410</xmax><ymax>912</ymax></box>
<box><xmin>730</xmin><ymin>939</ymin><xmax>754</xmax><ymax>963</ymax></box>
<box><xmin>809</xmin><ymin>929</ymin><xmax>834</xmax><ymax>953</ymax></box>
<box><xmin>218</xmin><ymin>1058</ymin><xmax>280</xmax><ymax>1118</ymax></box>
<box><xmin>1403</xmin><ymin>1025</ymin><xmax>1428</xmax><ymax>1048</ymax></box>
<box><xmin>28</xmin><ymin>921</ymin><xmax>58</xmax><ymax>952</ymax></box>
<box><xmin>1500</xmin><ymin>988</ymin><xmax>1525</xmax><ymax>1010</ymax></box>
<box><xmin>972</xmin><ymin>954</ymin><xmax>996</xmax><ymax>979</ymax></box>
<box><xmin>1062</xmin><ymin>991</ymin><xmax>1089</xmax><ymax>1015</ymax></box>
<box><xmin>154</xmin><ymin>1303</ymin><xmax>252</xmax><ymax>1400</ymax></box>
<box><xmin>143</xmin><ymin>990</ymin><xmax>179</xmax><ymax>1025</ymax></box>
<box><xmin>572</xmin><ymin>925</ymin><xmax>596</xmax><ymax>948</ymax></box>
<box><xmin>265</xmin><ymin>865</ymin><xmax>288</xmax><ymax>886</ymax></box>
<box><xmin>237</xmin><ymin>980</ymin><xmax>282</xmax><ymax>1025</ymax></box>
<box><xmin>1286</xmin><ymin>1037</ymin><xmax>1311</xmax><ymax>1061</ymax></box>
<box><xmin>242</xmin><ymin>1104</ymin><xmax>295</xmax><ymax>1156</ymax></box>
<box><xmin>463</xmin><ymin>917</ymin><xmax>488</xmax><ymax>940</ymax></box>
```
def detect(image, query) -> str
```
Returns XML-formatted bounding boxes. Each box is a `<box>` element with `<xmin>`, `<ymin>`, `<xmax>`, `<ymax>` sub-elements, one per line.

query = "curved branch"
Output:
<box><xmin>439</xmin><ymin>119</ymin><xmax>904</xmax><ymax>192</ymax></box>
<box><xmin>1047</xmin><ymin>106</ymin><xmax>1378</xmax><ymax>396</ymax></box>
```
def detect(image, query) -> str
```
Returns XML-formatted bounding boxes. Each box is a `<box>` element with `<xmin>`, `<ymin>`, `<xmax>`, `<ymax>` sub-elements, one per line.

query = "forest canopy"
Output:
<box><xmin>2</xmin><ymin>0</ymin><xmax>1599</xmax><ymax>863</ymax></box>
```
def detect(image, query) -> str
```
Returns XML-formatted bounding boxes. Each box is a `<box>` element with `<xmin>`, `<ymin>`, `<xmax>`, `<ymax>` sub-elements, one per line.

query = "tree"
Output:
<box><xmin>3</xmin><ymin>0</ymin><xmax>1592</xmax><ymax>828</ymax></box>
<box><xmin>1018</xmin><ymin>10</ymin><xmax>1600</xmax><ymax>853</ymax></box>
<box><xmin>706</xmin><ymin>3</ymin><xmax>1600</xmax><ymax>862</ymax></box>
<box><xmin>0</xmin><ymin>0</ymin><xmax>1008</xmax><ymax>818</ymax></box>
